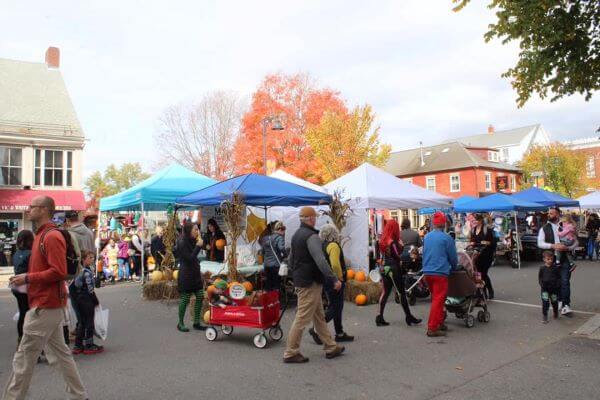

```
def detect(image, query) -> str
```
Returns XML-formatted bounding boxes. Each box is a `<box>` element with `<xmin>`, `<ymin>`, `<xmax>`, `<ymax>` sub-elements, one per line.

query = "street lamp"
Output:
<box><xmin>261</xmin><ymin>115</ymin><xmax>285</xmax><ymax>175</ymax></box>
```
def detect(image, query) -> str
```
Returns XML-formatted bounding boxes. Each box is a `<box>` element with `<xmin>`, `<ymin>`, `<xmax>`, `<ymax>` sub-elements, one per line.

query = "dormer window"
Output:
<box><xmin>488</xmin><ymin>150</ymin><xmax>499</xmax><ymax>162</ymax></box>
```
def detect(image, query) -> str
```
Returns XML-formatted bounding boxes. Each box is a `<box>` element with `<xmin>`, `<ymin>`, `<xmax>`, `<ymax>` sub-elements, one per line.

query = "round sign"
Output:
<box><xmin>368</xmin><ymin>269</ymin><xmax>381</xmax><ymax>283</ymax></box>
<box><xmin>229</xmin><ymin>284</ymin><xmax>247</xmax><ymax>300</ymax></box>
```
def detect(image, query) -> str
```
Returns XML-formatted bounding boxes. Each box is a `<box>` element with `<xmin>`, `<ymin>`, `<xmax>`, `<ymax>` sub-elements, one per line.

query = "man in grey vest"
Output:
<box><xmin>283</xmin><ymin>207</ymin><xmax>345</xmax><ymax>363</ymax></box>
<box><xmin>537</xmin><ymin>207</ymin><xmax>577</xmax><ymax>316</ymax></box>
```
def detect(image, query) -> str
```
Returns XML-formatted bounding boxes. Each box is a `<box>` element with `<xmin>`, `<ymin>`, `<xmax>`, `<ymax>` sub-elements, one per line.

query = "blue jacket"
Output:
<box><xmin>422</xmin><ymin>229</ymin><xmax>458</xmax><ymax>277</ymax></box>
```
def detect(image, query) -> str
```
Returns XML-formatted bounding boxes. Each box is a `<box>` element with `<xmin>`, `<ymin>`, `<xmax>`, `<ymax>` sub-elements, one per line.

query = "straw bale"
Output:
<box><xmin>344</xmin><ymin>280</ymin><xmax>382</xmax><ymax>304</ymax></box>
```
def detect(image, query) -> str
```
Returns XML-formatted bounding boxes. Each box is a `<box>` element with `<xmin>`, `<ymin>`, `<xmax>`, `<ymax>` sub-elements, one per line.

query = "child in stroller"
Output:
<box><xmin>444</xmin><ymin>250</ymin><xmax>490</xmax><ymax>328</ymax></box>
<box><xmin>399</xmin><ymin>246</ymin><xmax>430</xmax><ymax>305</ymax></box>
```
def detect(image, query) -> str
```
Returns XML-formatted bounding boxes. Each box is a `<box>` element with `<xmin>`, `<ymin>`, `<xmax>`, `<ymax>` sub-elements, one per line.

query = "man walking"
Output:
<box><xmin>283</xmin><ymin>207</ymin><xmax>345</xmax><ymax>363</ymax></box>
<box><xmin>65</xmin><ymin>211</ymin><xmax>95</xmax><ymax>254</ymax></box>
<box><xmin>422</xmin><ymin>212</ymin><xmax>458</xmax><ymax>337</ymax></box>
<box><xmin>3</xmin><ymin>196</ymin><xmax>87</xmax><ymax>400</ymax></box>
<box><xmin>537</xmin><ymin>207</ymin><xmax>577</xmax><ymax>316</ymax></box>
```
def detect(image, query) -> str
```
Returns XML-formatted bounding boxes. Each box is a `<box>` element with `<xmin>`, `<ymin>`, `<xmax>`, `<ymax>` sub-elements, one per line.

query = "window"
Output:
<box><xmin>34</xmin><ymin>150</ymin><xmax>73</xmax><ymax>187</ymax></box>
<box><xmin>426</xmin><ymin>176</ymin><xmax>436</xmax><ymax>192</ymax></box>
<box><xmin>405</xmin><ymin>178</ymin><xmax>413</xmax><ymax>184</ymax></box>
<box><xmin>488</xmin><ymin>151</ymin><xmax>499</xmax><ymax>162</ymax></box>
<box><xmin>390</xmin><ymin>210</ymin><xmax>399</xmax><ymax>222</ymax></box>
<box><xmin>485</xmin><ymin>172</ymin><xmax>492</xmax><ymax>191</ymax></box>
<box><xmin>0</xmin><ymin>147</ymin><xmax>22</xmax><ymax>186</ymax></box>
<box><xmin>450</xmin><ymin>173</ymin><xmax>460</xmax><ymax>192</ymax></box>
<box><xmin>510</xmin><ymin>175</ymin><xmax>516</xmax><ymax>191</ymax></box>
<box><xmin>502</xmin><ymin>148</ymin><xmax>509</xmax><ymax>162</ymax></box>
<box><xmin>586</xmin><ymin>156</ymin><xmax>595</xmax><ymax>178</ymax></box>
<box><xmin>411</xmin><ymin>209</ymin><xmax>419</xmax><ymax>230</ymax></box>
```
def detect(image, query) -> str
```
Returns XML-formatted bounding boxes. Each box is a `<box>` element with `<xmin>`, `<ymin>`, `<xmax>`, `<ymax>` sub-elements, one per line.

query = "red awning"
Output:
<box><xmin>0</xmin><ymin>189</ymin><xmax>86</xmax><ymax>212</ymax></box>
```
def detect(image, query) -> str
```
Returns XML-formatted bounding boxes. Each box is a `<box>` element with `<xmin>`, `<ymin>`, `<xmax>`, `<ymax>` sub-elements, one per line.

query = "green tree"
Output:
<box><xmin>85</xmin><ymin>163</ymin><xmax>150</xmax><ymax>201</ymax></box>
<box><xmin>520</xmin><ymin>143</ymin><xmax>588</xmax><ymax>197</ymax></box>
<box><xmin>306</xmin><ymin>104</ymin><xmax>391</xmax><ymax>183</ymax></box>
<box><xmin>453</xmin><ymin>1</ymin><xmax>600</xmax><ymax>107</ymax></box>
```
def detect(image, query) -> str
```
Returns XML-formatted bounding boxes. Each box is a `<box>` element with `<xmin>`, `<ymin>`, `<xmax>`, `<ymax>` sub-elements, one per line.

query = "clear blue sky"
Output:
<box><xmin>2</xmin><ymin>0</ymin><xmax>598</xmax><ymax>178</ymax></box>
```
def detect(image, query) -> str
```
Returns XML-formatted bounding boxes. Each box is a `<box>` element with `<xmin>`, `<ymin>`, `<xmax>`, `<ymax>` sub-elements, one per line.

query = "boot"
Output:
<box><xmin>375</xmin><ymin>315</ymin><xmax>389</xmax><ymax>327</ymax></box>
<box><xmin>405</xmin><ymin>315</ymin><xmax>422</xmax><ymax>326</ymax></box>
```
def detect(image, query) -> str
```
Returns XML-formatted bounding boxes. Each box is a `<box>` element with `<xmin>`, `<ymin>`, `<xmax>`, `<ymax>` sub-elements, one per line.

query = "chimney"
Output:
<box><xmin>488</xmin><ymin>124</ymin><xmax>495</xmax><ymax>134</ymax></box>
<box><xmin>45</xmin><ymin>47</ymin><xmax>60</xmax><ymax>69</ymax></box>
<box><xmin>419</xmin><ymin>141</ymin><xmax>425</xmax><ymax>167</ymax></box>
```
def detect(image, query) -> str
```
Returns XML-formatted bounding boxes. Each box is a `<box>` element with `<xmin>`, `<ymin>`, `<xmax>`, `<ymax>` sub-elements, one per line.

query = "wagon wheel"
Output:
<box><xmin>253</xmin><ymin>333</ymin><xmax>268</xmax><ymax>348</ymax></box>
<box><xmin>269</xmin><ymin>326</ymin><xmax>283</xmax><ymax>341</ymax></box>
<box><xmin>205</xmin><ymin>327</ymin><xmax>218</xmax><ymax>341</ymax></box>
<box><xmin>222</xmin><ymin>325</ymin><xmax>233</xmax><ymax>335</ymax></box>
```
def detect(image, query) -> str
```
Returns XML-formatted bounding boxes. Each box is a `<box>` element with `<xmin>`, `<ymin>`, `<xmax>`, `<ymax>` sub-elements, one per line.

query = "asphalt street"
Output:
<box><xmin>0</xmin><ymin>260</ymin><xmax>598</xmax><ymax>400</ymax></box>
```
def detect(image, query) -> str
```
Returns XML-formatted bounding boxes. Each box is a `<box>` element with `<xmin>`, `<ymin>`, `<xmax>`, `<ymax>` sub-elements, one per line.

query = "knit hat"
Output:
<box><xmin>214</xmin><ymin>280</ymin><xmax>228</xmax><ymax>290</ymax></box>
<box><xmin>432</xmin><ymin>211</ymin><xmax>447</xmax><ymax>227</ymax></box>
<box><xmin>299</xmin><ymin>207</ymin><xmax>317</xmax><ymax>218</ymax></box>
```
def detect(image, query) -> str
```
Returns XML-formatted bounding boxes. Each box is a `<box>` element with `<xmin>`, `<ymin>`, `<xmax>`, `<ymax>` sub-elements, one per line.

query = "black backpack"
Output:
<box><xmin>40</xmin><ymin>228</ymin><xmax>80</xmax><ymax>279</ymax></box>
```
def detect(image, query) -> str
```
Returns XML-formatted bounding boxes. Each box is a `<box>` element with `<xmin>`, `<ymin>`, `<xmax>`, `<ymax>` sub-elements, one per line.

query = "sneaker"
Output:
<box><xmin>325</xmin><ymin>345</ymin><xmax>345</xmax><ymax>359</ymax></box>
<box><xmin>335</xmin><ymin>332</ymin><xmax>354</xmax><ymax>342</ymax></box>
<box><xmin>83</xmin><ymin>344</ymin><xmax>104</xmax><ymax>355</ymax></box>
<box><xmin>561</xmin><ymin>305</ymin><xmax>573</xmax><ymax>316</ymax></box>
<box><xmin>426</xmin><ymin>329</ymin><xmax>447</xmax><ymax>337</ymax></box>
<box><xmin>308</xmin><ymin>328</ymin><xmax>323</xmax><ymax>345</ymax></box>
<box><xmin>72</xmin><ymin>346</ymin><xmax>84</xmax><ymax>355</ymax></box>
<box><xmin>283</xmin><ymin>354</ymin><xmax>309</xmax><ymax>363</ymax></box>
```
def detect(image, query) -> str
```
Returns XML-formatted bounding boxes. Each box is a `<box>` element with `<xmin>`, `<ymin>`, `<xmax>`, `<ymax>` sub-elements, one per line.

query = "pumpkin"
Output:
<box><xmin>346</xmin><ymin>269</ymin><xmax>355</xmax><ymax>280</ymax></box>
<box><xmin>215</xmin><ymin>239</ymin><xmax>227</xmax><ymax>250</ymax></box>
<box><xmin>242</xmin><ymin>281</ymin><xmax>253</xmax><ymax>293</ymax></box>
<box><xmin>355</xmin><ymin>294</ymin><xmax>368</xmax><ymax>305</ymax></box>
<box><xmin>206</xmin><ymin>285</ymin><xmax>217</xmax><ymax>297</ymax></box>
<box><xmin>355</xmin><ymin>271</ymin><xmax>367</xmax><ymax>282</ymax></box>
<box><xmin>203</xmin><ymin>310</ymin><xmax>211</xmax><ymax>323</ymax></box>
<box><xmin>173</xmin><ymin>270</ymin><xmax>179</xmax><ymax>281</ymax></box>
<box><xmin>150</xmin><ymin>270</ymin><xmax>164</xmax><ymax>282</ymax></box>
<box><xmin>228</xmin><ymin>281</ymin><xmax>240</xmax><ymax>289</ymax></box>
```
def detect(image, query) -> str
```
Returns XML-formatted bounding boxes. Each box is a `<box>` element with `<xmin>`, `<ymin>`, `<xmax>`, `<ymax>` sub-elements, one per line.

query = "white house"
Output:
<box><xmin>0</xmin><ymin>47</ymin><xmax>86</xmax><ymax>249</ymax></box>
<box><xmin>446</xmin><ymin>124</ymin><xmax>550</xmax><ymax>164</ymax></box>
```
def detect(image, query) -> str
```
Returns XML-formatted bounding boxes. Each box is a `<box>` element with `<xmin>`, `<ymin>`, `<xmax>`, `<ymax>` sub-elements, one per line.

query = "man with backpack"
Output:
<box><xmin>3</xmin><ymin>196</ymin><xmax>87</xmax><ymax>400</ymax></box>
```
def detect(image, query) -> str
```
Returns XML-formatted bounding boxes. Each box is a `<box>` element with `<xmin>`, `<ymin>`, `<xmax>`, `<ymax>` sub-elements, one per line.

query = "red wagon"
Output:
<box><xmin>204</xmin><ymin>290</ymin><xmax>284</xmax><ymax>348</ymax></box>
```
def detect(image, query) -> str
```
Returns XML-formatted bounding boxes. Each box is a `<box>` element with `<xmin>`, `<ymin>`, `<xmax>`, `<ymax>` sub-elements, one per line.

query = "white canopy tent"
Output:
<box><xmin>578</xmin><ymin>191</ymin><xmax>600</xmax><ymax>209</ymax></box>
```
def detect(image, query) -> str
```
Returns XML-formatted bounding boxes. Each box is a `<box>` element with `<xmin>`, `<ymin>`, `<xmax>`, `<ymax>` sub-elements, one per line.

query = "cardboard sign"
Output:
<box><xmin>229</xmin><ymin>284</ymin><xmax>246</xmax><ymax>300</ymax></box>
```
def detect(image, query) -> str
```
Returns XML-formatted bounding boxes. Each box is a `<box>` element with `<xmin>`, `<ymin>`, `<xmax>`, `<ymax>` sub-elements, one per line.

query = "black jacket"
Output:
<box><xmin>176</xmin><ymin>237</ymin><xmax>203</xmax><ymax>293</ymax></box>
<box><xmin>538</xmin><ymin>264</ymin><xmax>561</xmax><ymax>291</ymax></box>
<box><xmin>289</xmin><ymin>223</ymin><xmax>336</xmax><ymax>288</ymax></box>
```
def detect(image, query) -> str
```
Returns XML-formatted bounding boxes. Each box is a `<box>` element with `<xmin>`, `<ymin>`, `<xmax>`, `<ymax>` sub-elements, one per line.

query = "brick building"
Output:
<box><xmin>384</xmin><ymin>141</ymin><xmax>522</xmax><ymax>198</ymax></box>
<box><xmin>563</xmin><ymin>137</ymin><xmax>600</xmax><ymax>191</ymax></box>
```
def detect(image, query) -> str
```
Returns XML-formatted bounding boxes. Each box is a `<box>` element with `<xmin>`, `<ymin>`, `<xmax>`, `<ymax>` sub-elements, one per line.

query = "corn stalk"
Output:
<box><xmin>160</xmin><ymin>206</ymin><xmax>178</xmax><ymax>270</ymax></box>
<box><xmin>220</xmin><ymin>192</ymin><xmax>244</xmax><ymax>282</ymax></box>
<box><xmin>321</xmin><ymin>189</ymin><xmax>352</xmax><ymax>247</ymax></box>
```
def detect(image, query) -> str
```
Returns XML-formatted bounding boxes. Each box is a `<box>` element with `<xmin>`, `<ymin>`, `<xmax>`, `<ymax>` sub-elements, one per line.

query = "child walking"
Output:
<box><xmin>70</xmin><ymin>250</ymin><xmax>104</xmax><ymax>354</ymax></box>
<box><xmin>557</xmin><ymin>214</ymin><xmax>577</xmax><ymax>268</ymax></box>
<box><xmin>539</xmin><ymin>251</ymin><xmax>561</xmax><ymax>324</ymax></box>
<box><xmin>117</xmin><ymin>235</ymin><xmax>130</xmax><ymax>281</ymax></box>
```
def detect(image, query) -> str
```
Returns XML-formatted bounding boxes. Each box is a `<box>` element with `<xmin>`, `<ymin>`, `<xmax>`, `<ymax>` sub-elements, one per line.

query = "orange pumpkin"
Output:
<box><xmin>215</xmin><ymin>239</ymin><xmax>227</xmax><ymax>250</ymax></box>
<box><xmin>346</xmin><ymin>269</ymin><xmax>355</xmax><ymax>280</ymax></box>
<box><xmin>242</xmin><ymin>281</ymin><xmax>253</xmax><ymax>293</ymax></box>
<box><xmin>355</xmin><ymin>271</ymin><xmax>367</xmax><ymax>282</ymax></box>
<box><xmin>228</xmin><ymin>281</ymin><xmax>240</xmax><ymax>289</ymax></box>
<box><xmin>206</xmin><ymin>285</ymin><xmax>217</xmax><ymax>297</ymax></box>
<box><xmin>355</xmin><ymin>294</ymin><xmax>368</xmax><ymax>305</ymax></box>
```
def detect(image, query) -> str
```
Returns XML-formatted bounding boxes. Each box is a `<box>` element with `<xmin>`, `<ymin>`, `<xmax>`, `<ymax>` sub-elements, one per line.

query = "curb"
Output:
<box><xmin>573</xmin><ymin>313</ymin><xmax>600</xmax><ymax>339</ymax></box>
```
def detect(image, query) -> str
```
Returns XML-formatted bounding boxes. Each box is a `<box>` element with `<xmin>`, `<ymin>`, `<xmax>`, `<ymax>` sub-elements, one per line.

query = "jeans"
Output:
<box><xmin>118</xmin><ymin>258</ymin><xmax>129</xmax><ymax>279</ymax></box>
<box><xmin>587</xmin><ymin>237</ymin><xmax>598</xmax><ymax>259</ymax></box>
<box><xmin>324</xmin><ymin>282</ymin><xmax>345</xmax><ymax>335</ymax></box>
<box><xmin>71</xmin><ymin>295</ymin><xmax>96</xmax><ymax>348</ymax></box>
<box><xmin>559</xmin><ymin>259</ymin><xmax>572</xmax><ymax>306</ymax></box>
<box><xmin>264</xmin><ymin>266</ymin><xmax>281</xmax><ymax>291</ymax></box>
<box><xmin>541</xmin><ymin>288</ymin><xmax>559</xmax><ymax>317</ymax></box>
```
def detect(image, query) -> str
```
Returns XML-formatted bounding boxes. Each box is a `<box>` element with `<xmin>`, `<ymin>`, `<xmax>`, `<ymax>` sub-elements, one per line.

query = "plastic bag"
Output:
<box><xmin>94</xmin><ymin>305</ymin><xmax>109</xmax><ymax>341</ymax></box>
<box><xmin>13</xmin><ymin>312</ymin><xmax>19</xmax><ymax>322</ymax></box>
<box><xmin>67</xmin><ymin>300</ymin><xmax>78</xmax><ymax>332</ymax></box>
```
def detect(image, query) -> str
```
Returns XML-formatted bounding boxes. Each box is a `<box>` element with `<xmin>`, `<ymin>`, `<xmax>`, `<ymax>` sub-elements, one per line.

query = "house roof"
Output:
<box><xmin>0</xmin><ymin>58</ymin><xmax>84</xmax><ymax>138</ymax></box>
<box><xmin>445</xmin><ymin>124</ymin><xmax>540</xmax><ymax>148</ymax></box>
<box><xmin>385</xmin><ymin>141</ymin><xmax>520</xmax><ymax>176</ymax></box>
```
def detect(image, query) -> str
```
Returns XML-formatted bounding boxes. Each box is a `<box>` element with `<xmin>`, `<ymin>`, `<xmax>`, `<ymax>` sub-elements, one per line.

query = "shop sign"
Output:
<box><xmin>496</xmin><ymin>176</ymin><xmax>508</xmax><ymax>192</ymax></box>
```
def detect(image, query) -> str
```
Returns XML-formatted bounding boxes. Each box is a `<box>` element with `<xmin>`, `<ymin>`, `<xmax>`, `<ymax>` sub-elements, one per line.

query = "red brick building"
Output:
<box><xmin>563</xmin><ymin>137</ymin><xmax>600</xmax><ymax>192</ymax></box>
<box><xmin>384</xmin><ymin>141</ymin><xmax>522</xmax><ymax>198</ymax></box>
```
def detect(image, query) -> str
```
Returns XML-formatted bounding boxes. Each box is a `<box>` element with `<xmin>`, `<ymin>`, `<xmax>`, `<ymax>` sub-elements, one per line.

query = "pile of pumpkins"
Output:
<box><xmin>345</xmin><ymin>268</ymin><xmax>370</xmax><ymax>306</ymax></box>
<box><xmin>150</xmin><ymin>269</ymin><xmax>179</xmax><ymax>282</ymax></box>
<box><xmin>203</xmin><ymin>278</ymin><xmax>255</xmax><ymax>323</ymax></box>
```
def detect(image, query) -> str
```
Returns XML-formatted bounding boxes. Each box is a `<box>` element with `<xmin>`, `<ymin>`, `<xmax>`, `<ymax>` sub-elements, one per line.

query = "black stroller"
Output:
<box><xmin>394</xmin><ymin>246</ymin><xmax>430</xmax><ymax>305</ymax></box>
<box><xmin>444</xmin><ymin>250</ymin><xmax>490</xmax><ymax>328</ymax></box>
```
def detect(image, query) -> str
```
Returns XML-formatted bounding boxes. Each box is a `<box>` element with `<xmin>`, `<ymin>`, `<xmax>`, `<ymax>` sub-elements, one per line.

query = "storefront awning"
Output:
<box><xmin>0</xmin><ymin>189</ymin><xmax>86</xmax><ymax>212</ymax></box>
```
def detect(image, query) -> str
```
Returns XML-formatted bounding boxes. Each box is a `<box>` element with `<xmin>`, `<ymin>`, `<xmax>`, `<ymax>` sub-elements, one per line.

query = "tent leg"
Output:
<box><xmin>95</xmin><ymin>209</ymin><xmax>102</xmax><ymax>262</ymax></box>
<box><xmin>141</xmin><ymin>202</ymin><xmax>145</xmax><ymax>284</ymax></box>
<box><xmin>514</xmin><ymin>212</ymin><xmax>521</xmax><ymax>270</ymax></box>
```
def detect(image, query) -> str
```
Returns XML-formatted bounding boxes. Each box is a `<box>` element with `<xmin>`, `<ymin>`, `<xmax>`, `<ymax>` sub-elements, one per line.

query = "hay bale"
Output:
<box><xmin>345</xmin><ymin>280</ymin><xmax>381</xmax><ymax>305</ymax></box>
<box><xmin>142</xmin><ymin>280</ymin><xmax>180</xmax><ymax>300</ymax></box>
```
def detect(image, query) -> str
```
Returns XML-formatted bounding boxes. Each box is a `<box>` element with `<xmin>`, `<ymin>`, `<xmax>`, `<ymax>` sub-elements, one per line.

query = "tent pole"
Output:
<box><xmin>141</xmin><ymin>202</ymin><xmax>145</xmax><ymax>284</ymax></box>
<box><xmin>514</xmin><ymin>212</ymin><xmax>521</xmax><ymax>270</ymax></box>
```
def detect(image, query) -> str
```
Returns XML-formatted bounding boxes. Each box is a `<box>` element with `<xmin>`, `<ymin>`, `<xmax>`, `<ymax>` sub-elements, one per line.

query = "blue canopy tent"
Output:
<box><xmin>418</xmin><ymin>195</ymin><xmax>477</xmax><ymax>215</ymax></box>
<box><xmin>455</xmin><ymin>193</ymin><xmax>545</xmax><ymax>269</ymax></box>
<box><xmin>512</xmin><ymin>187</ymin><xmax>579</xmax><ymax>208</ymax></box>
<box><xmin>175</xmin><ymin>173</ymin><xmax>332</xmax><ymax>207</ymax></box>
<box><xmin>98</xmin><ymin>164</ymin><xmax>217</xmax><ymax>281</ymax></box>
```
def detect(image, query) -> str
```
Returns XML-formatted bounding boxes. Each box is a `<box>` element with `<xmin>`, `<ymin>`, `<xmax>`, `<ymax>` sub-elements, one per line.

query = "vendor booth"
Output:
<box><xmin>512</xmin><ymin>187</ymin><xmax>580</xmax><ymax>208</ymax></box>
<box><xmin>578</xmin><ymin>191</ymin><xmax>600</xmax><ymax>209</ymax></box>
<box><xmin>98</xmin><ymin>164</ymin><xmax>217</xmax><ymax>280</ymax></box>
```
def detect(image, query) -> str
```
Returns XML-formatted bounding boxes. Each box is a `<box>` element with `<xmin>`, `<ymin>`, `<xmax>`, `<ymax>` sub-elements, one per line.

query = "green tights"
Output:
<box><xmin>179</xmin><ymin>290</ymin><xmax>203</xmax><ymax>326</ymax></box>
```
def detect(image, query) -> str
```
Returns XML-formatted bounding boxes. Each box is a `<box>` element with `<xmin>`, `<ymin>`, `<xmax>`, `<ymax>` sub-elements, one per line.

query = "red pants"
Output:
<box><xmin>425</xmin><ymin>275</ymin><xmax>448</xmax><ymax>331</ymax></box>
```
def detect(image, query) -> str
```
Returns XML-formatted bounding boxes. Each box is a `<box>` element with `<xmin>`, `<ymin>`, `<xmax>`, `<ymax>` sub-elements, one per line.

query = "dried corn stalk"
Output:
<box><xmin>220</xmin><ymin>192</ymin><xmax>244</xmax><ymax>282</ymax></box>
<box><xmin>321</xmin><ymin>189</ymin><xmax>352</xmax><ymax>246</ymax></box>
<box><xmin>160</xmin><ymin>207</ymin><xmax>178</xmax><ymax>269</ymax></box>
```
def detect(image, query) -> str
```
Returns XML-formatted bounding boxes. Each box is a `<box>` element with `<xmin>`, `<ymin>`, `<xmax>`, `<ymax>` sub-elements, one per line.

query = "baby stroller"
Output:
<box><xmin>444</xmin><ymin>250</ymin><xmax>490</xmax><ymax>328</ymax></box>
<box><xmin>394</xmin><ymin>246</ymin><xmax>430</xmax><ymax>305</ymax></box>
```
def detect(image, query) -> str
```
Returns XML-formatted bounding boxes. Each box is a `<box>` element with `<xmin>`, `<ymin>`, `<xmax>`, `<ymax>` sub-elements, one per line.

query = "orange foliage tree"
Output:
<box><xmin>233</xmin><ymin>73</ymin><xmax>347</xmax><ymax>183</ymax></box>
